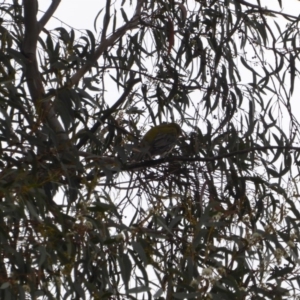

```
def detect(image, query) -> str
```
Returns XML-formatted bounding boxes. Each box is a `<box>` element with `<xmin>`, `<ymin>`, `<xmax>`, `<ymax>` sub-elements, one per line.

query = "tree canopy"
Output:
<box><xmin>1</xmin><ymin>0</ymin><xmax>300</xmax><ymax>299</ymax></box>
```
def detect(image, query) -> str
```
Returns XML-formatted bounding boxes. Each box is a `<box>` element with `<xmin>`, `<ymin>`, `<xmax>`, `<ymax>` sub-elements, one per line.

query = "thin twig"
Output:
<box><xmin>22</xmin><ymin>0</ymin><xmax>68</xmax><ymax>144</ymax></box>
<box><xmin>69</xmin><ymin>0</ymin><xmax>144</xmax><ymax>86</ymax></box>
<box><xmin>38</xmin><ymin>0</ymin><xmax>61</xmax><ymax>33</ymax></box>
<box><xmin>236</xmin><ymin>0</ymin><xmax>300</xmax><ymax>21</ymax></box>
<box><xmin>76</xmin><ymin>73</ymin><xmax>141</xmax><ymax>149</ymax></box>
<box><xmin>123</xmin><ymin>145</ymin><xmax>300</xmax><ymax>171</ymax></box>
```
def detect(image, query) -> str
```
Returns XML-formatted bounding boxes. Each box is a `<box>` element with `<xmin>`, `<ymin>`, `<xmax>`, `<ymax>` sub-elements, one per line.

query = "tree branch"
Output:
<box><xmin>83</xmin><ymin>145</ymin><xmax>300</xmax><ymax>181</ymax></box>
<box><xmin>123</xmin><ymin>145</ymin><xmax>300</xmax><ymax>170</ymax></box>
<box><xmin>22</xmin><ymin>0</ymin><xmax>68</xmax><ymax>145</ymax></box>
<box><xmin>236</xmin><ymin>0</ymin><xmax>300</xmax><ymax>20</ymax></box>
<box><xmin>38</xmin><ymin>0</ymin><xmax>61</xmax><ymax>33</ymax></box>
<box><xmin>22</xmin><ymin>0</ymin><xmax>39</xmax><ymax>57</ymax></box>
<box><xmin>76</xmin><ymin>73</ymin><xmax>141</xmax><ymax>149</ymax></box>
<box><xmin>69</xmin><ymin>0</ymin><xmax>144</xmax><ymax>86</ymax></box>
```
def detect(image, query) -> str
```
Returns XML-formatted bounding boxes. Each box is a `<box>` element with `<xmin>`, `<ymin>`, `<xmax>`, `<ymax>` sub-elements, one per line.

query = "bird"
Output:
<box><xmin>131</xmin><ymin>123</ymin><xmax>182</xmax><ymax>161</ymax></box>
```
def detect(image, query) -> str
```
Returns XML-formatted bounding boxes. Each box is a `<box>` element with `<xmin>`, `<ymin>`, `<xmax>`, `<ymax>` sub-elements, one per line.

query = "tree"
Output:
<box><xmin>1</xmin><ymin>0</ymin><xmax>300</xmax><ymax>299</ymax></box>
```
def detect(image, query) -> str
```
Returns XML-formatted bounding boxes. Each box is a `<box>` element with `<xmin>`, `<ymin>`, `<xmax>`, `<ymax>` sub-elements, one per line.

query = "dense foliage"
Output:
<box><xmin>1</xmin><ymin>0</ymin><xmax>300</xmax><ymax>299</ymax></box>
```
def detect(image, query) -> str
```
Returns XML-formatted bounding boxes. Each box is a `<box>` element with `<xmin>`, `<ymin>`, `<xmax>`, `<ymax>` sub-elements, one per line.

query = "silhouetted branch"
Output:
<box><xmin>38</xmin><ymin>0</ymin><xmax>61</xmax><ymax>33</ymax></box>
<box><xmin>69</xmin><ymin>0</ymin><xmax>144</xmax><ymax>86</ymax></box>
<box><xmin>76</xmin><ymin>73</ymin><xmax>141</xmax><ymax>149</ymax></box>
<box><xmin>123</xmin><ymin>145</ymin><xmax>299</xmax><ymax>170</ymax></box>
<box><xmin>22</xmin><ymin>0</ymin><xmax>68</xmax><ymax>145</ymax></box>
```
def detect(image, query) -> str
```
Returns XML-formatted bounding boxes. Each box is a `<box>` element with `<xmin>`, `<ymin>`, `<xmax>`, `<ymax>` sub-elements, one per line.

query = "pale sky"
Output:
<box><xmin>38</xmin><ymin>1</ymin><xmax>133</xmax><ymax>32</ymax></box>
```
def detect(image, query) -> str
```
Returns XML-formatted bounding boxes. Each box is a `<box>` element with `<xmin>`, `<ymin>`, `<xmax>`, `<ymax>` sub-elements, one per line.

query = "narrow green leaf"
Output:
<box><xmin>120</xmin><ymin>8</ymin><xmax>128</xmax><ymax>23</ymax></box>
<box><xmin>290</xmin><ymin>53</ymin><xmax>295</xmax><ymax>95</ymax></box>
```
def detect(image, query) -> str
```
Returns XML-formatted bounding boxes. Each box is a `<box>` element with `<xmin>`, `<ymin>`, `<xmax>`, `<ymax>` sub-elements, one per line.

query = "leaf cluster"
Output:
<box><xmin>1</xmin><ymin>0</ymin><xmax>300</xmax><ymax>299</ymax></box>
